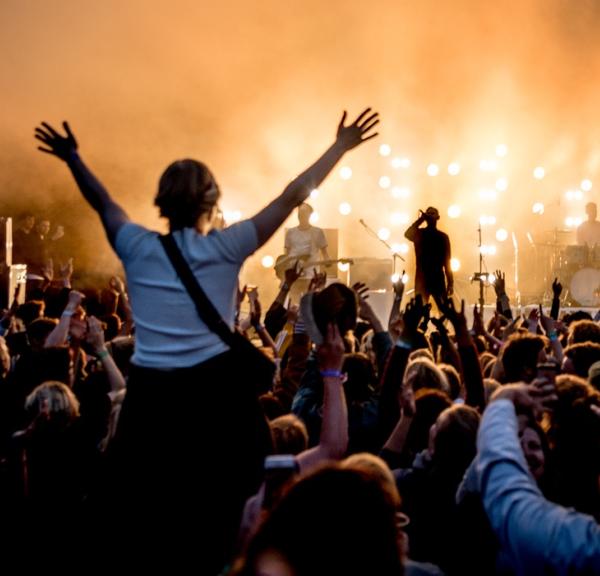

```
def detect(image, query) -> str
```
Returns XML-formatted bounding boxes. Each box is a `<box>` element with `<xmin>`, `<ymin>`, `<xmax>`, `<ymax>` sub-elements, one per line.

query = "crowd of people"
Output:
<box><xmin>0</xmin><ymin>111</ymin><xmax>598</xmax><ymax>574</ymax></box>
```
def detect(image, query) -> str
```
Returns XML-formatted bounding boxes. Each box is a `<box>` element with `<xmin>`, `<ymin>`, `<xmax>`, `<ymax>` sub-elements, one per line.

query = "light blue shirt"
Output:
<box><xmin>476</xmin><ymin>399</ymin><xmax>600</xmax><ymax>575</ymax></box>
<box><xmin>115</xmin><ymin>220</ymin><xmax>258</xmax><ymax>369</ymax></box>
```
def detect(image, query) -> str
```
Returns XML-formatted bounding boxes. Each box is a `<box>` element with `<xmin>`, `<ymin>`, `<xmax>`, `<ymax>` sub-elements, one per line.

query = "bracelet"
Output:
<box><xmin>281</xmin><ymin>282</ymin><xmax>290</xmax><ymax>291</ymax></box>
<box><xmin>320</xmin><ymin>369</ymin><xmax>342</xmax><ymax>379</ymax></box>
<box><xmin>97</xmin><ymin>349</ymin><xmax>110</xmax><ymax>360</ymax></box>
<box><xmin>61</xmin><ymin>309</ymin><xmax>75</xmax><ymax>317</ymax></box>
<box><xmin>548</xmin><ymin>330</ymin><xmax>558</xmax><ymax>341</ymax></box>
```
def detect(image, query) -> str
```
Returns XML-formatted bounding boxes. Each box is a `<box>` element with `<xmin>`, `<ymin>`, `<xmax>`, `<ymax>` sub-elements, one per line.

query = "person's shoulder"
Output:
<box><xmin>115</xmin><ymin>222</ymin><xmax>156</xmax><ymax>258</ymax></box>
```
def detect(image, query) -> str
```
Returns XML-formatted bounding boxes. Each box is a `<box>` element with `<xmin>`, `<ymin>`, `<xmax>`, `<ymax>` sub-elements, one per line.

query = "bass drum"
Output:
<box><xmin>569</xmin><ymin>267</ymin><xmax>600</xmax><ymax>307</ymax></box>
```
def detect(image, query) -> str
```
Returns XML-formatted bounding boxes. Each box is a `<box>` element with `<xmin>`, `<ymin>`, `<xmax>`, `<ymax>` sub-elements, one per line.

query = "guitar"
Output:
<box><xmin>274</xmin><ymin>254</ymin><xmax>354</xmax><ymax>280</ymax></box>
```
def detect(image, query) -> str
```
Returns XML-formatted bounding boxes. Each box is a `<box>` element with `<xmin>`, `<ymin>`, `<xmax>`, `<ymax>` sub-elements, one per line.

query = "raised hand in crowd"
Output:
<box><xmin>526</xmin><ymin>307</ymin><xmax>539</xmax><ymax>334</ymax></box>
<box><xmin>308</xmin><ymin>269</ymin><xmax>327</xmax><ymax>293</ymax></box>
<box><xmin>401</xmin><ymin>295</ymin><xmax>428</xmax><ymax>343</ymax></box>
<box><xmin>388</xmin><ymin>271</ymin><xmax>406</xmax><ymax>339</ymax></box>
<box><xmin>44</xmin><ymin>290</ymin><xmax>85</xmax><ymax>347</ymax></box>
<box><xmin>284</xmin><ymin>261</ymin><xmax>302</xmax><ymax>288</ymax></box>
<box><xmin>35</xmin><ymin>121</ymin><xmax>78</xmax><ymax>160</ymax></box>
<box><xmin>352</xmin><ymin>282</ymin><xmax>384</xmax><ymax>333</ymax></box>
<box><xmin>491</xmin><ymin>381</ymin><xmax>557</xmax><ymax>421</ymax></box>
<box><xmin>550</xmin><ymin>277</ymin><xmax>563</xmax><ymax>320</ymax></box>
<box><xmin>494</xmin><ymin>269</ymin><xmax>506</xmax><ymax>297</ymax></box>
<box><xmin>335</xmin><ymin>108</ymin><xmax>380</xmax><ymax>151</ymax></box>
<box><xmin>439</xmin><ymin>297</ymin><xmax>471</xmax><ymax>345</ymax></box>
<box><xmin>59</xmin><ymin>257</ymin><xmax>74</xmax><ymax>288</ymax></box>
<box><xmin>85</xmin><ymin>315</ymin><xmax>126</xmax><ymax>394</ymax></box>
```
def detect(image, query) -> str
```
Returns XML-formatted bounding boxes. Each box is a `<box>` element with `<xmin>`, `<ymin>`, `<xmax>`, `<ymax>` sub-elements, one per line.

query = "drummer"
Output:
<box><xmin>576</xmin><ymin>202</ymin><xmax>600</xmax><ymax>249</ymax></box>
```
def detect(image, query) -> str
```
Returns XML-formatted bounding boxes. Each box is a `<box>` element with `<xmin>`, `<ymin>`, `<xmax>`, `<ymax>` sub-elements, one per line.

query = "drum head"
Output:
<box><xmin>570</xmin><ymin>267</ymin><xmax>600</xmax><ymax>306</ymax></box>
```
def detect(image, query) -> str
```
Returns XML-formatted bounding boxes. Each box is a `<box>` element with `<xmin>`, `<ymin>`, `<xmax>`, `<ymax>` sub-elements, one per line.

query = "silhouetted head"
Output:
<box><xmin>154</xmin><ymin>159</ymin><xmax>221</xmax><ymax>230</ymax></box>
<box><xmin>424</xmin><ymin>206</ymin><xmax>440</xmax><ymax>226</ymax></box>
<box><xmin>297</xmin><ymin>202</ymin><xmax>313</xmax><ymax>228</ymax></box>
<box><xmin>586</xmin><ymin>202</ymin><xmax>597</xmax><ymax>221</ymax></box>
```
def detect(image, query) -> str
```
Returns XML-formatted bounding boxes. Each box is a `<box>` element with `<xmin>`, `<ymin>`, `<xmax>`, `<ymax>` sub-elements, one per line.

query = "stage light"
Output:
<box><xmin>391</xmin><ymin>212</ymin><xmax>409</xmax><ymax>226</ymax></box>
<box><xmin>574</xmin><ymin>190</ymin><xmax>583</xmax><ymax>200</ymax></box>
<box><xmin>479</xmin><ymin>188</ymin><xmax>497</xmax><ymax>201</ymax></box>
<box><xmin>399</xmin><ymin>157</ymin><xmax>411</xmax><ymax>168</ymax></box>
<box><xmin>399</xmin><ymin>243</ymin><xmax>409</xmax><ymax>254</ymax></box>
<box><xmin>480</xmin><ymin>159</ymin><xmax>498</xmax><ymax>172</ymax></box>
<box><xmin>427</xmin><ymin>163</ymin><xmax>439</xmax><ymax>176</ymax></box>
<box><xmin>496</xmin><ymin>144</ymin><xmax>508</xmax><ymax>157</ymax></box>
<box><xmin>391</xmin><ymin>243</ymin><xmax>402</xmax><ymax>254</ymax></box>
<box><xmin>565</xmin><ymin>190</ymin><xmax>575</xmax><ymax>201</ymax></box>
<box><xmin>309</xmin><ymin>212</ymin><xmax>319</xmax><ymax>224</ymax></box>
<box><xmin>379</xmin><ymin>176</ymin><xmax>391</xmax><ymax>189</ymax></box>
<box><xmin>448</xmin><ymin>162</ymin><xmax>461</xmax><ymax>175</ymax></box>
<box><xmin>533</xmin><ymin>166</ymin><xmax>545</xmax><ymax>180</ymax></box>
<box><xmin>448</xmin><ymin>204</ymin><xmax>461</xmax><ymax>218</ymax></box>
<box><xmin>532</xmin><ymin>202</ymin><xmax>544</xmax><ymax>215</ymax></box>
<box><xmin>379</xmin><ymin>144</ymin><xmax>391</xmax><ymax>157</ymax></box>
<box><xmin>581</xmin><ymin>179</ymin><xmax>593</xmax><ymax>191</ymax></box>
<box><xmin>391</xmin><ymin>186</ymin><xmax>410</xmax><ymax>199</ymax></box>
<box><xmin>223</xmin><ymin>210</ymin><xmax>242</xmax><ymax>223</ymax></box>
<box><xmin>480</xmin><ymin>245</ymin><xmax>497</xmax><ymax>255</ymax></box>
<box><xmin>488</xmin><ymin>273</ymin><xmax>496</xmax><ymax>284</ymax></box>
<box><xmin>496</xmin><ymin>228</ymin><xmax>509</xmax><ymax>242</ymax></box>
<box><xmin>310</xmin><ymin>188</ymin><xmax>319</xmax><ymax>199</ymax></box>
<box><xmin>378</xmin><ymin>227</ymin><xmax>391</xmax><ymax>241</ymax></box>
<box><xmin>391</xmin><ymin>273</ymin><xmax>401</xmax><ymax>283</ymax></box>
<box><xmin>495</xmin><ymin>177</ymin><xmax>508</xmax><ymax>191</ymax></box>
<box><xmin>391</xmin><ymin>157</ymin><xmax>402</xmax><ymax>169</ymax></box>
<box><xmin>339</xmin><ymin>202</ymin><xmax>352</xmax><ymax>215</ymax></box>
<box><xmin>340</xmin><ymin>166</ymin><xmax>352</xmax><ymax>180</ymax></box>
<box><xmin>338</xmin><ymin>261</ymin><xmax>350</xmax><ymax>272</ymax></box>
<box><xmin>402</xmin><ymin>272</ymin><xmax>409</xmax><ymax>284</ymax></box>
<box><xmin>261</xmin><ymin>255</ymin><xmax>274</xmax><ymax>268</ymax></box>
<box><xmin>450</xmin><ymin>258</ymin><xmax>460</xmax><ymax>272</ymax></box>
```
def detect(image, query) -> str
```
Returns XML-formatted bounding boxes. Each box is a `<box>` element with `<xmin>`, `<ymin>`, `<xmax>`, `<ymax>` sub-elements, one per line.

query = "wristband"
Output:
<box><xmin>253</xmin><ymin>323</ymin><xmax>265</xmax><ymax>332</ymax></box>
<box><xmin>61</xmin><ymin>309</ymin><xmax>75</xmax><ymax>317</ymax></box>
<box><xmin>320</xmin><ymin>370</ymin><xmax>342</xmax><ymax>379</ymax></box>
<box><xmin>281</xmin><ymin>282</ymin><xmax>290</xmax><ymax>291</ymax></box>
<box><xmin>548</xmin><ymin>330</ymin><xmax>558</xmax><ymax>342</ymax></box>
<box><xmin>97</xmin><ymin>349</ymin><xmax>110</xmax><ymax>360</ymax></box>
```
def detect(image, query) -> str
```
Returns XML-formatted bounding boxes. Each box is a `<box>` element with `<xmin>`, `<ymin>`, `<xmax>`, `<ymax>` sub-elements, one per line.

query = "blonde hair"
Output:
<box><xmin>25</xmin><ymin>380</ymin><xmax>80</xmax><ymax>422</ymax></box>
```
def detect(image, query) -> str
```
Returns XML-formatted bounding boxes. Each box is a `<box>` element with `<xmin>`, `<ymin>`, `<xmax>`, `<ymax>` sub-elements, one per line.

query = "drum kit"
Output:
<box><xmin>554</xmin><ymin>242</ymin><xmax>600</xmax><ymax>307</ymax></box>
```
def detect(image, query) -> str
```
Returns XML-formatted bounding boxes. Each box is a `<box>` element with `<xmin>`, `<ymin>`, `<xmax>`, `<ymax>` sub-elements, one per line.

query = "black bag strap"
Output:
<box><xmin>159</xmin><ymin>233</ymin><xmax>236</xmax><ymax>347</ymax></box>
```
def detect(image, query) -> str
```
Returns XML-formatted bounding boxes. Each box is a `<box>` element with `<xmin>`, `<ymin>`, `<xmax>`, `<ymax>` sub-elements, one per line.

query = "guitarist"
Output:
<box><xmin>283</xmin><ymin>202</ymin><xmax>331</xmax><ymax>283</ymax></box>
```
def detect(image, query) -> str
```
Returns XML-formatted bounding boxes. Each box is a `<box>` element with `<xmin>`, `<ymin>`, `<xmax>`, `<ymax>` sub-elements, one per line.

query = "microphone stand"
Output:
<box><xmin>358</xmin><ymin>219</ymin><xmax>405</xmax><ymax>279</ymax></box>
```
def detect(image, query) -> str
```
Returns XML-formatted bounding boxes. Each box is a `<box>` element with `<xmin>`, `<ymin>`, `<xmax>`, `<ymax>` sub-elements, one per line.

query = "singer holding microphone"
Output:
<box><xmin>404</xmin><ymin>206</ymin><xmax>453</xmax><ymax>306</ymax></box>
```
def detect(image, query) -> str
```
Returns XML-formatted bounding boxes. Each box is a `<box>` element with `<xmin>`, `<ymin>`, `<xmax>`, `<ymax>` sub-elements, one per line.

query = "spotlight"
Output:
<box><xmin>448</xmin><ymin>204</ymin><xmax>461</xmax><ymax>218</ymax></box>
<box><xmin>495</xmin><ymin>144</ymin><xmax>508</xmax><ymax>157</ymax></box>
<box><xmin>495</xmin><ymin>228</ymin><xmax>508</xmax><ymax>242</ymax></box>
<box><xmin>390</xmin><ymin>212</ymin><xmax>409</xmax><ymax>226</ymax></box>
<box><xmin>427</xmin><ymin>163</ymin><xmax>439</xmax><ymax>176</ymax></box>
<box><xmin>487</xmin><ymin>273</ymin><xmax>496</xmax><ymax>284</ymax></box>
<box><xmin>340</xmin><ymin>166</ymin><xmax>352</xmax><ymax>180</ymax></box>
<box><xmin>261</xmin><ymin>255</ymin><xmax>274</xmax><ymax>268</ymax></box>
<box><xmin>309</xmin><ymin>212</ymin><xmax>319</xmax><ymax>224</ymax></box>
<box><xmin>379</xmin><ymin>176</ymin><xmax>391</xmax><ymax>189</ymax></box>
<box><xmin>310</xmin><ymin>188</ymin><xmax>319</xmax><ymax>199</ymax></box>
<box><xmin>338</xmin><ymin>261</ymin><xmax>350</xmax><ymax>272</ymax></box>
<box><xmin>532</xmin><ymin>202</ymin><xmax>545</xmax><ymax>215</ymax></box>
<box><xmin>533</xmin><ymin>166</ymin><xmax>545</xmax><ymax>180</ymax></box>
<box><xmin>378</xmin><ymin>227</ymin><xmax>391</xmax><ymax>241</ymax></box>
<box><xmin>450</xmin><ymin>258</ymin><xmax>460</xmax><ymax>272</ymax></box>
<box><xmin>391</xmin><ymin>273</ymin><xmax>401</xmax><ymax>283</ymax></box>
<box><xmin>339</xmin><ymin>202</ymin><xmax>352</xmax><ymax>215</ymax></box>
<box><xmin>581</xmin><ymin>179</ymin><xmax>593</xmax><ymax>191</ymax></box>
<box><xmin>402</xmin><ymin>272</ymin><xmax>409</xmax><ymax>284</ymax></box>
<box><xmin>448</xmin><ymin>162</ymin><xmax>461</xmax><ymax>176</ymax></box>
<box><xmin>495</xmin><ymin>177</ymin><xmax>508</xmax><ymax>191</ymax></box>
<box><xmin>379</xmin><ymin>144</ymin><xmax>391</xmax><ymax>157</ymax></box>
